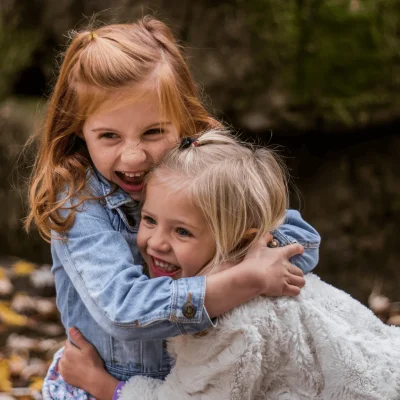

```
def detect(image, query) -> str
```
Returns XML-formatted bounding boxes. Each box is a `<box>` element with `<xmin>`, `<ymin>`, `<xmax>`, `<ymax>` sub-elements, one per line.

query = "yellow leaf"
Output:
<box><xmin>0</xmin><ymin>359</ymin><xmax>12</xmax><ymax>392</ymax></box>
<box><xmin>12</xmin><ymin>261</ymin><xmax>36</xmax><ymax>276</ymax></box>
<box><xmin>0</xmin><ymin>267</ymin><xmax>7</xmax><ymax>279</ymax></box>
<box><xmin>29</xmin><ymin>376</ymin><xmax>44</xmax><ymax>392</ymax></box>
<box><xmin>0</xmin><ymin>303</ymin><xmax>27</xmax><ymax>326</ymax></box>
<box><xmin>8</xmin><ymin>353</ymin><xmax>28</xmax><ymax>376</ymax></box>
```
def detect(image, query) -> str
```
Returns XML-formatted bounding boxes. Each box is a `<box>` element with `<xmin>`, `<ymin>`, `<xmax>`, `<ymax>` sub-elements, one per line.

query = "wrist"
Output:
<box><xmin>205</xmin><ymin>262</ymin><xmax>262</xmax><ymax>318</ymax></box>
<box><xmin>232</xmin><ymin>260</ymin><xmax>264</xmax><ymax>296</ymax></box>
<box><xmin>87</xmin><ymin>367</ymin><xmax>120</xmax><ymax>400</ymax></box>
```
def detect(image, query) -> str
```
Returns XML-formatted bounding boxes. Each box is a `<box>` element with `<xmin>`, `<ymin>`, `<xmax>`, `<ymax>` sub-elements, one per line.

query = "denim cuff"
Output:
<box><xmin>171</xmin><ymin>276</ymin><xmax>216</xmax><ymax>334</ymax></box>
<box><xmin>271</xmin><ymin>230</ymin><xmax>320</xmax><ymax>274</ymax></box>
<box><xmin>272</xmin><ymin>229</ymin><xmax>297</xmax><ymax>246</ymax></box>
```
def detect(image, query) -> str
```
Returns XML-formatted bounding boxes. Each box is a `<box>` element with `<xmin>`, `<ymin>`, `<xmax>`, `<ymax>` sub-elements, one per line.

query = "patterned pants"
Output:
<box><xmin>42</xmin><ymin>347</ymin><xmax>97</xmax><ymax>400</ymax></box>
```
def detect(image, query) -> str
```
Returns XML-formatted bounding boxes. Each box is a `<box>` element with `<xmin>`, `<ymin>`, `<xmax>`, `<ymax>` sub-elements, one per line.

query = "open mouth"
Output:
<box><xmin>150</xmin><ymin>256</ymin><xmax>180</xmax><ymax>278</ymax></box>
<box><xmin>115</xmin><ymin>171</ymin><xmax>146</xmax><ymax>193</ymax></box>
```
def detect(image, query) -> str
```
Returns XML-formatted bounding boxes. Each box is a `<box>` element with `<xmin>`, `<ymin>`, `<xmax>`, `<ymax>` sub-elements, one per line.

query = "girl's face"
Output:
<box><xmin>137</xmin><ymin>177</ymin><xmax>216</xmax><ymax>279</ymax></box>
<box><xmin>82</xmin><ymin>89</ymin><xmax>180</xmax><ymax>201</ymax></box>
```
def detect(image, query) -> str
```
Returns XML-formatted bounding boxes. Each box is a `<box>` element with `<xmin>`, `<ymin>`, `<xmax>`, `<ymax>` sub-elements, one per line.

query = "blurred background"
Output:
<box><xmin>0</xmin><ymin>0</ymin><xmax>399</xmax><ymax>397</ymax></box>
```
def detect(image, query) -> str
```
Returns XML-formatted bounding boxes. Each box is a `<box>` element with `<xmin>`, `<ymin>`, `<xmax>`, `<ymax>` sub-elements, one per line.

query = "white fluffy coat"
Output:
<box><xmin>121</xmin><ymin>274</ymin><xmax>400</xmax><ymax>399</ymax></box>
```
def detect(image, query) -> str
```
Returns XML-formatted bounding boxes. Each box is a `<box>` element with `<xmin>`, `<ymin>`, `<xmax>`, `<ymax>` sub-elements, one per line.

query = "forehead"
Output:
<box><xmin>83</xmin><ymin>91</ymin><xmax>164</xmax><ymax>129</ymax></box>
<box><xmin>80</xmin><ymin>82</ymin><xmax>159</xmax><ymax>116</ymax></box>
<box><xmin>144</xmin><ymin>177</ymin><xmax>206</xmax><ymax>224</ymax></box>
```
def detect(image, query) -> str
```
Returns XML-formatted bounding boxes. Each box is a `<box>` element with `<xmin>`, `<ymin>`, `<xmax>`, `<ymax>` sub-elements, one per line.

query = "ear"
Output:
<box><xmin>242</xmin><ymin>228</ymin><xmax>258</xmax><ymax>241</ymax></box>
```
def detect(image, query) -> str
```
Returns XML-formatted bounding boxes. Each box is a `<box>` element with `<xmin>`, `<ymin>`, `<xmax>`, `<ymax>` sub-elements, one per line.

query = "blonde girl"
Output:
<box><xmin>25</xmin><ymin>17</ymin><xmax>320</xmax><ymax>399</ymax></box>
<box><xmin>61</xmin><ymin>130</ymin><xmax>400</xmax><ymax>400</ymax></box>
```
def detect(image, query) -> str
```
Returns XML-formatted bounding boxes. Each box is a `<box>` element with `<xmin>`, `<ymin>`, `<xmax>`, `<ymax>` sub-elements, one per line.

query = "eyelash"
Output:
<box><xmin>144</xmin><ymin>128</ymin><xmax>165</xmax><ymax>136</ymax></box>
<box><xmin>100</xmin><ymin>132</ymin><xmax>119</xmax><ymax>139</ymax></box>
<box><xmin>99</xmin><ymin>128</ymin><xmax>165</xmax><ymax>140</ymax></box>
<box><xmin>142</xmin><ymin>215</ymin><xmax>156</xmax><ymax>225</ymax></box>
<box><xmin>175</xmin><ymin>227</ymin><xmax>193</xmax><ymax>237</ymax></box>
<box><xmin>142</xmin><ymin>216</ymin><xmax>193</xmax><ymax>238</ymax></box>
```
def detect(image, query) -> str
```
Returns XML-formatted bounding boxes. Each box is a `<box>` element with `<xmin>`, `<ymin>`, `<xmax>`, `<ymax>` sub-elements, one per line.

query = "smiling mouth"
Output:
<box><xmin>116</xmin><ymin>171</ymin><xmax>145</xmax><ymax>184</ymax></box>
<box><xmin>114</xmin><ymin>171</ymin><xmax>146</xmax><ymax>193</ymax></box>
<box><xmin>150</xmin><ymin>256</ymin><xmax>180</xmax><ymax>277</ymax></box>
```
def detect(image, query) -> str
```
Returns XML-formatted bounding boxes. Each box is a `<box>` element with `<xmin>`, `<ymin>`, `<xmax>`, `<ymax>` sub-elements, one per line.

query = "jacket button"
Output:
<box><xmin>182</xmin><ymin>302</ymin><xmax>197</xmax><ymax>319</ymax></box>
<box><xmin>267</xmin><ymin>238</ymin><xmax>280</xmax><ymax>248</ymax></box>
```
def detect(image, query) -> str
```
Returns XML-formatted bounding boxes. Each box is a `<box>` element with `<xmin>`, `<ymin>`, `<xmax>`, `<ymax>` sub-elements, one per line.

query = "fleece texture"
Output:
<box><xmin>121</xmin><ymin>274</ymin><xmax>400</xmax><ymax>400</ymax></box>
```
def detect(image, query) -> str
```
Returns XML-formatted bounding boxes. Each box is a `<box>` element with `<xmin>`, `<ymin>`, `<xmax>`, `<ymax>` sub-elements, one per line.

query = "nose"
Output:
<box><xmin>120</xmin><ymin>142</ymin><xmax>147</xmax><ymax>166</ymax></box>
<box><xmin>147</xmin><ymin>227</ymin><xmax>171</xmax><ymax>253</ymax></box>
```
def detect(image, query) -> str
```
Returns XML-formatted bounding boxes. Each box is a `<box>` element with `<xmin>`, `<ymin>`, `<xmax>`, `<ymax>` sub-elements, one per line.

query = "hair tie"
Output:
<box><xmin>88</xmin><ymin>32</ymin><xmax>98</xmax><ymax>41</ymax></box>
<box><xmin>179</xmin><ymin>137</ymin><xmax>199</xmax><ymax>149</ymax></box>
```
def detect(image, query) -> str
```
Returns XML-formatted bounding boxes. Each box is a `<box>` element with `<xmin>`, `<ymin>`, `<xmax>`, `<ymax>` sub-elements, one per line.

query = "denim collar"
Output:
<box><xmin>91</xmin><ymin>168</ymin><xmax>140</xmax><ymax>210</ymax></box>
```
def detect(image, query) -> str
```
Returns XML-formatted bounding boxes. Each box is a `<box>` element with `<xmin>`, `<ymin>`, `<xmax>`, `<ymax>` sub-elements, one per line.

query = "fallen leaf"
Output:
<box><xmin>8</xmin><ymin>353</ymin><xmax>28</xmax><ymax>377</ymax></box>
<box><xmin>12</xmin><ymin>261</ymin><xmax>36</xmax><ymax>277</ymax></box>
<box><xmin>11</xmin><ymin>294</ymin><xmax>36</xmax><ymax>315</ymax></box>
<box><xmin>7</xmin><ymin>334</ymin><xmax>38</xmax><ymax>352</ymax></box>
<box><xmin>28</xmin><ymin>376</ymin><xmax>44</xmax><ymax>392</ymax></box>
<box><xmin>387</xmin><ymin>315</ymin><xmax>400</xmax><ymax>326</ymax></box>
<box><xmin>0</xmin><ymin>359</ymin><xmax>12</xmax><ymax>392</ymax></box>
<box><xmin>0</xmin><ymin>304</ymin><xmax>27</xmax><ymax>327</ymax></box>
<box><xmin>0</xmin><ymin>278</ymin><xmax>13</xmax><ymax>296</ymax></box>
<box><xmin>29</xmin><ymin>265</ymin><xmax>54</xmax><ymax>288</ymax></box>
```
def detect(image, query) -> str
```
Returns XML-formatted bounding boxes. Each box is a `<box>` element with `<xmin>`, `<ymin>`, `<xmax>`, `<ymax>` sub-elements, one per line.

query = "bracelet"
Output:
<box><xmin>112</xmin><ymin>381</ymin><xmax>126</xmax><ymax>400</ymax></box>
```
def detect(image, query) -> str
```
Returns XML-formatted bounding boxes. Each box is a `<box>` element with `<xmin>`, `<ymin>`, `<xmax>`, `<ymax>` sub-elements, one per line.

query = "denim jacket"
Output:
<box><xmin>51</xmin><ymin>169</ymin><xmax>320</xmax><ymax>381</ymax></box>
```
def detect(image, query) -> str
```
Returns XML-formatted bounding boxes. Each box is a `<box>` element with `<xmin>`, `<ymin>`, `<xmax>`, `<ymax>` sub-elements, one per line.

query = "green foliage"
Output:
<box><xmin>0</xmin><ymin>17</ymin><xmax>42</xmax><ymax>101</ymax></box>
<box><xmin>239</xmin><ymin>0</ymin><xmax>400</xmax><ymax>128</ymax></box>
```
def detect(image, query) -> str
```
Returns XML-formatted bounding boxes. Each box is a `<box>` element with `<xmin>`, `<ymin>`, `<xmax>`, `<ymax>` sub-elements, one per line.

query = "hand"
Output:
<box><xmin>242</xmin><ymin>233</ymin><xmax>305</xmax><ymax>297</ymax></box>
<box><xmin>59</xmin><ymin>328</ymin><xmax>119</xmax><ymax>400</ymax></box>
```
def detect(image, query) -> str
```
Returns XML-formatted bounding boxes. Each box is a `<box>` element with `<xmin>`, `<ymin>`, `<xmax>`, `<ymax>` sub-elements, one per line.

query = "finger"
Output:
<box><xmin>283</xmin><ymin>243</ymin><xmax>304</xmax><ymax>258</ymax></box>
<box><xmin>288</xmin><ymin>264</ymin><xmax>304</xmax><ymax>277</ymax></box>
<box><xmin>283</xmin><ymin>284</ymin><xmax>301</xmax><ymax>297</ymax></box>
<box><xmin>264</xmin><ymin>232</ymin><xmax>273</xmax><ymax>243</ymax></box>
<box><xmin>68</xmin><ymin>327</ymin><xmax>91</xmax><ymax>352</ymax></box>
<box><xmin>287</xmin><ymin>274</ymin><xmax>306</xmax><ymax>288</ymax></box>
<box><xmin>252</xmin><ymin>234</ymin><xmax>268</xmax><ymax>248</ymax></box>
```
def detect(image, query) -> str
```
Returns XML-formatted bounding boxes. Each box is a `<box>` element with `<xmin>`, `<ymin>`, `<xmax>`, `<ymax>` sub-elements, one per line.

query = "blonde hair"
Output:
<box><xmin>150</xmin><ymin>130</ymin><xmax>288</xmax><ymax>270</ymax></box>
<box><xmin>25</xmin><ymin>16</ymin><xmax>222</xmax><ymax>241</ymax></box>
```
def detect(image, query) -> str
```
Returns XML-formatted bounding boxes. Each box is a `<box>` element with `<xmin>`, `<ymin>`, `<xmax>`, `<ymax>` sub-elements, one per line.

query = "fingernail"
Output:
<box><xmin>69</xmin><ymin>327</ymin><xmax>79</xmax><ymax>336</ymax></box>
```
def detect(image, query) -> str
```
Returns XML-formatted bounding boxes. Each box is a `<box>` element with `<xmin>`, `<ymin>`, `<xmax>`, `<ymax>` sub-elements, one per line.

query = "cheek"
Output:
<box><xmin>137</xmin><ymin>224</ymin><xmax>148</xmax><ymax>252</ymax></box>
<box><xmin>149</xmin><ymin>139</ymin><xmax>178</xmax><ymax>162</ymax></box>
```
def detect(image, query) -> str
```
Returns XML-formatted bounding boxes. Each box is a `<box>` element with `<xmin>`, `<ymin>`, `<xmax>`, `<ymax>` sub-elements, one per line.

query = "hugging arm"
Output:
<box><xmin>60</xmin><ymin>326</ymin><xmax>263</xmax><ymax>400</ymax></box>
<box><xmin>54</xmin><ymin>191</ymin><xmax>316</xmax><ymax>341</ymax></box>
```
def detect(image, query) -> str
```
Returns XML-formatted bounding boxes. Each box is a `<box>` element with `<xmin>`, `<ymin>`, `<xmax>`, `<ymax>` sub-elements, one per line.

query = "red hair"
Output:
<box><xmin>25</xmin><ymin>16</ymin><xmax>222</xmax><ymax>241</ymax></box>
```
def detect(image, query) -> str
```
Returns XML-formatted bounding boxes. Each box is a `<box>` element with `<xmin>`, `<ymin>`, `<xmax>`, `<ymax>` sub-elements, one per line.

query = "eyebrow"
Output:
<box><xmin>141</xmin><ymin>209</ymin><xmax>199</xmax><ymax>231</ymax></box>
<box><xmin>91</xmin><ymin>122</ymin><xmax>172</xmax><ymax>133</ymax></box>
<box><xmin>169</xmin><ymin>219</ymin><xmax>198</xmax><ymax>231</ymax></box>
<box><xmin>144</xmin><ymin>121</ymin><xmax>172</xmax><ymax>130</ymax></box>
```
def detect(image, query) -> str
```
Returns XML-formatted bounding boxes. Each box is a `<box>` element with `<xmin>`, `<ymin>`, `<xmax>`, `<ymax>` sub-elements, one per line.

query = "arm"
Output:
<box><xmin>121</xmin><ymin>326</ymin><xmax>263</xmax><ymax>400</ymax></box>
<box><xmin>60</xmin><ymin>325</ymin><xmax>263</xmax><ymax>400</ymax></box>
<box><xmin>59</xmin><ymin>329</ymin><xmax>119</xmax><ymax>400</ymax></box>
<box><xmin>53</xmin><ymin>195</ymin><xmax>214</xmax><ymax>340</ymax></box>
<box><xmin>54</xmin><ymin>197</ymin><xmax>307</xmax><ymax>340</ymax></box>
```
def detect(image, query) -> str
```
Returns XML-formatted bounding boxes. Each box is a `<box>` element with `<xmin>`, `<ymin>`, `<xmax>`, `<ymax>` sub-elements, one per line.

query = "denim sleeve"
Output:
<box><xmin>272</xmin><ymin>209</ymin><xmax>321</xmax><ymax>273</ymax></box>
<box><xmin>52</xmin><ymin>198</ymin><xmax>214</xmax><ymax>341</ymax></box>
